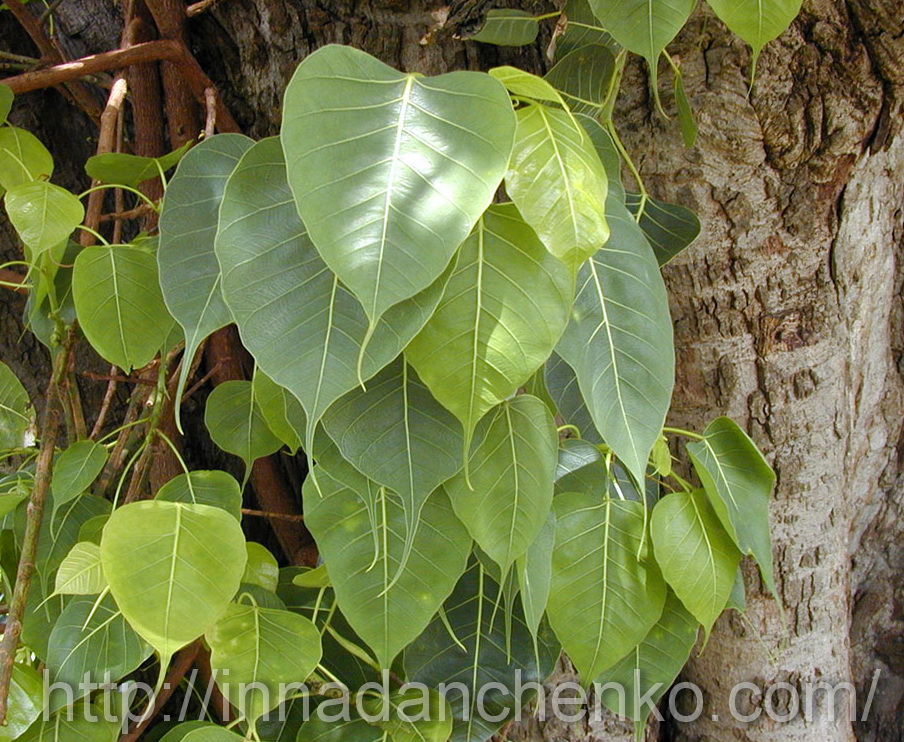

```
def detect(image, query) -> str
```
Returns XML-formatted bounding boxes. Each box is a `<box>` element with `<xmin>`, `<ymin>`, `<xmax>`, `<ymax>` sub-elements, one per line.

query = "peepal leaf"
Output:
<box><xmin>85</xmin><ymin>140</ymin><xmax>192</xmax><ymax>187</ymax></box>
<box><xmin>253</xmin><ymin>370</ymin><xmax>304</xmax><ymax>454</ymax></box>
<box><xmin>0</xmin><ymin>126</ymin><xmax>53</xmax><ymax>190</ymax></box>
<box><xmin>625</xmin><ymin>193</ymin><xmax>700</xmax><ymax>266</ymax></box>
<box><xmin>54</xmin><ymin>542</ymin><xmax>107</xmax><ymax>595</ymax></box>
<box><xmin>556</xmin><ymin>0</ymin><xmax>620</xmax><ymax>59</ymax></box>
<box><xmin>470</xmin><ymin>9</ymin><xmax>539</xmax><ymax>46</ymax></box>
<box><xmin>0</xmin><ymin>361</ymin><xmax>32</xmax><ymax>450</ymax></box>
<box><xmin>0</xmin><ymin>665</ymin><xmax>43</xmax><ymax>741</ymax></box>
<box><xmin>281</xmin><ymin>44</ymin><xmax>515</xmax><ymax>330</ymax></box>
<box><xmin>518</xmin><ymin>511</ymin><xmax>556</xmax><ymax>639</ymax></box>
<box><xmin>154</xmin><ymin>470</ymin><xmax>243</xmax><ymax>521</ymax></box>
<box><xmin>545</xmin><ymin>44</ymin><xmax>616</xmax><ymax>117</ymax></box>
<box><xmin>0</xmin><ymin>85</ymin><xmax>12</xmax><ymax>124</ymax></box>
<box><xmin>4</xmin><ymin>181</ymin><xmax>84</xmax><ymax>257</ymax></box>
<box><xmin>705</xmin><ymin>0</ymin><xmax>802</xmax><ymax>71</ymax></box>
<box><xmin>51</xmin><ymin>440</ymin><xmax>108</xmax><ymax>509</ymax></box>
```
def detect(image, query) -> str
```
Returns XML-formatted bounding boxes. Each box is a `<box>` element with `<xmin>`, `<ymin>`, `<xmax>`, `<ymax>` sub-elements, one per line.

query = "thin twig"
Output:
<box><xmin>99</xmin><ymin>203</ymin><xmax>155</xmax><ymax>222</ymax></box>
<box><xmin>242</xmin><ymin>508</ymin><xmax>306</xmax><ymax>522</ymax></box>
<box><xmin>90</xmin><ymin>365</ymin><xmax>120</xmax><ymax>439</ymax></box>
<box><xmin>38</xmin><ymin>0</ymin><xmax>66</xmax><ymax>26</ymax></box>
<box><xmin>185</xmin><ymin>0</ymin><xmax>217</xmax><ymax>17</ymax></box>
<box><xmin>203</xmin><ymin>86</ymin><xmax>216</xmax><ymax>138</ymax></box>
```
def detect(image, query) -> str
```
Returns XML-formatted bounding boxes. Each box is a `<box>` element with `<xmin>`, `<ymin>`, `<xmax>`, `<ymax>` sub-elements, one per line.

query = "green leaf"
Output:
<box><xmin>545</xmin><ymin>352</ymin><xmax>601</xmax><ymax>444</ymax></box>
<box><xmin>587</xmin><ymin>0</ymin><xmax>696</xmax><ymax>98</ymax></box>
<box><xmin>100</xmin><ymin>501</ymin><xmax>247</xmax><ymax>665</ymax></box>
<box><xmin>51</xmin><ymin>440</ymin><xmax>108</xmax><ymax>510</ymax></box>
<box><xmin>673</xmin><ymin>71</ymin><xmax>697</xmax><ymax>146</ymax></box>
<box><xmin>254</xmin><ymin>696</ymin><xmax>309</xmax><ymax>742</ymax></box>
<box><xmin>296</xmin><ymin>714</ymin><xmax>382</xmax><ymax>742</ymax></box>
<box><xmin>19</xmin><ymin>704</ymin><xmax>120</xmax><ymax>741</ymax></box>
<box><xmin>207</xmin><ymin>603</ymin><xmax>321</xmax><ymax>722</ymax></box>
<box><xmin>243</xmin><ymin>542</ymin><xmax>279</xmax><ymax>592</ymax></box>
<box><xmin>489</xmin><ymin>66</ymin><xmax>570</xmax><ymax>107</ymax></box>
<box><xmin>155</xmin><ymin>470</ymin><xmax>243</xmax><ymax>521</ymax></box>
<box><xmin>545</xmin><ymin>44</ymin><xmax>617</xmax><ymax>117</ymax></box>
<box><xmin>405</xmin><ymin>204</ymin><xmax>572</xmax><ymax>455</ymax></box>
<box><xmin>556</xmin><ymin>0</ymin><xmax>620</xmax><ymax>59</ymax></box>
<box><xmin>446</xmin><ymin>395</ymin><xmax>557</xmax><ymax>575</ymax></box>
<box><xmin>156</xmin><ymin>722</ymin><xmax>219</xmax><ymax>742</ymax></box>
<box><xmin>182</xmin><ymin>728</ymin><xmax>246</xmax><ymax>742</ymax></box>
<box><xmin>204</xmin><ymin>380</ymin><xmax>283</xmax><ymax>480</ymax></box>
<box><xmin>72</xmin><ymin>245</ymin><xmax>175</xmax><ymax>371</ymax></box>
<box><xmin>45</xmin><ymin>593</ymin><xmax>152</xmax><ymax>713</ymax></box>
<box><xmin>518</xmin><ymin>511</ymin><xmax>556</xmax><ymax>639</ymax></box>
<box><xmin>77</xmin><ymin>514</ymin><xmax>108</xmax><ymax>545</ymax></box>
<box><xmin>687</xmin><ymin>417</ymin><xmax>777</xmax><ymax>596</ymax></box>
<box><xmin>37</xmin><ymin>494</ymin><xmax>111</xmax><ymax>584</ymax></box>
<box><xmin>281</xmin><ymin>44</ymin><xmax>515</xmax><ymax>329</ymax></box>
<box><xmin>158</xmin><ymin>134</ymin><xmax>254</xmax><ymax>423</ymax></box>
<box><xmin>291</xmin><ymin>565</ymin><xmax>330</xmax><ymax>589</ymax></box>
<box><xmin>0</xmin><ymin>361</ymin><xmax>32</xmax><ymax>450</ymax></box>
<box><xmin>555</xmin><ymin>197</ymin><xmax>674</xmax><ymax>485</ymax></box>
<box><xmin>0</xmin><ymin>472</ymin><xmax>31</xmax><ymax>518</ymax></box>
<box><xmin>0</xmin><ymin>665</ymin><xmax>43</xmax><ymax>741</ymax></box>
<box><xmin>406</xmin><ymin>560</ymin><xmax>560</xmax><ymax>742</ymax></box>
<box><xmin>726</xmin><ymin>566</ymin><xmax>746</xmax><ymax>613</ymax></box>
<box><xmin>302</xmin><ymin>468</ymin><xmax>471</xmax><ymax>668</ymax></box>
<box><xmin>470</xmin><ymin>9</ymin><xmax>540</xmax><ymax>46</ymax></box>
<box><xmin>216</xmin><ymin>137</ymin><xmax>450</xmax><ymax>456</ymax></box>
<box><xmin>363</xmin><ymin>689</ymin><xmax>453</xmax><ymax>742</ymax></box>
<box><xmin>252</xmin><ymin>370</ymin><xmax>304</xmax><ymax>454</ymax></box>
<box><xmin>705</xmin><ymin>0</ymin><xmax>802</xmax><ymax>70</ymax></box>
<box><xmin>555</xmin><ymin>438</ymin><xmax>601</xmax><ymax>480</ymax></box>
<box><xmin>0</xmin><ymin>126</ymin><xmax>53</xmax><ymax>189</ymax></box>
<box><xmin>625</xmin><ymin>193</ymin><xmax>700</xmax><ymax>266</ymax></box>
<box><xmin>596</xmin><ymin>591</ymin><xmax>698</xmax><ymax>728</ymax></box>
<box><xmin>54</xmin><ymin>541</ymin><xmax>107</xmax><ymax>595</ymax></box>
<box><xmin>547</xmin><ymin>494</ymin><xmax>665</xmax><ymax>684</ymax></box>
<box><xmin>0</xmin><ymin>84</ymin><xmax>12</xmax><ymax>123</ymax></box>
<box><xmin>576</xmin><ymin>114</ymin><xmax>624</xmax><ymax>202</ymax></box>
<box><xmin>85</xmin><ymin>140</ymin><xmax>192</xmax><ymax>187</ymax></box>
<box><xmin>4</xmin><ymin>181</ymin><xmax>84</xmax><ymax>257</ymax></box>
<box><xmin>651</xmin><ymin>489</ymin><xmax>740</xmax><ymax>634</ymax></box>
<box><xmin>505</xmin><ymin>102</ymin><xmax>609</xmax><ymax>271</ymax></box>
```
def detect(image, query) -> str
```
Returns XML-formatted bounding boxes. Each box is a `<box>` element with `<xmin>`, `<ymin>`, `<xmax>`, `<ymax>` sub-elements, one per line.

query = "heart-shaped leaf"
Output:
<box><xmin>362</xmin><ymin>689</ymin><xmax>453</xmax><ymax>742</ymax></box>
<box><xmin>556</xmin><ymin>0</ymin><xmax>620</xmax><ymax>59</ymax></box>
<box><xmin>154</xmin><ymin>470</ymin><xmax>243</xmax><ymax>521</ymax></box>
<box><xmin>705</xmin><ymin>0</ymin><xmax>802</xmax><ymax>72</ymax></box>
<box><xmin>4</xmin><ymin>181</ymin><xmax>84</xmax><ymax>257</ymax></box>
<box><xmin>296</xmin><ymin>714</ymin><xmax>383</xmax><ymax>742</ymax></box>
<box><xmin>545</xmin><ymin>44</ymin><xmax>616</xmax><ymax>117</ymax></box>
<box><xmin>0</xmin><ymin>665</ymin><xmax>43</xmax><ymax>741</ymax></box>
<box><xmin>0</xmin><ymin>126</ymin><xmax>53</xmax><ymax>189</ymax></box>
<box><xmin>252</xmin><ymin>370</ymin><xmax>304</xmax><ymax>454</ymax></box>
<box><xmin>518</xmin><ymin>510</ymin><xmax>556</xmax><ymax>640</ymax></box>
<box><xmin>51</xmin><ymin>440</ymin><xmax>108</xmax><ymax>511</ymax></box>
<box><xmin>54</xmin><ymin>541</ymin><xmax>106</xmax><ymax>595</ymax></box>
<box><xmin>242</xmin><ymin>542</ymin><xmax>279</xmax><ymax>592</ymax></box>
<box><xmin>85</xmin><ymin>140</ymin><xmax>192</xmax><ymax>187</ymax></box>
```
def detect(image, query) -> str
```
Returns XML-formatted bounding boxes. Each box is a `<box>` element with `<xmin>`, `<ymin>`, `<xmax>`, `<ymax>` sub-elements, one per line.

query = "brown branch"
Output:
<box><xmin>186</xmin><ymin>0</ymin><xmax>218</xmax><ymax>17</ymax></box>
<box><xmin>0</xmin><ymin>269</ymin><xmax>27</xmax><ymax>295</ymax></box>
<box><xmin>194</xmin><ymin>647</ymin><xmax>232</xmax><ymax>722</ymax></box>
<box><xmin>204</xmin><ymin>86</ymin><xmax>217</xmax><ymax>138</ymax></box>
<box><xmin>90</xmin><ymin>366</ymin><xmax>120</xmax><ymax>439</ymax></box>
<box><xmin>242</xmin><ymin>508</ymin><xmax>306</xmax><ymax>522</ymax></box>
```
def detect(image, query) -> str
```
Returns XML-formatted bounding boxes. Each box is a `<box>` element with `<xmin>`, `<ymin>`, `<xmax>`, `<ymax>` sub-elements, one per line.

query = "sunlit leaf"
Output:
<box><xmin>0</xmin><ymin>126</ymin><xmax>53</xmax><ymax>189</ymax></box>
<box><xmin>0</xmin><ymin>85</ymin><xmax>12</xmax><ymax>124</ymax></box>
<box><xmin>0</xmin><ymin>666</ymin><xmax>43</xmax><ymax>741</ymax></box>
<box><xmin>242</xmin><ymin>542</ymin><xmax>279</xmax><ymax>593</ymax></box>
<box><xmin>545</xmin><ymin>44</ymin><xmax>616</xmax><ymax>117</ymax></box>
<box><xmin>54</xmin><ymin>542</ymin><xmax>106</xmax><ymax>595</ymax></box>
<box><xmin>362</xmin><ymin>689</ymin><xmax>453</xmax><ymax>742</ymax></box>
<box><xmin>705</xmin><ymin>0</ymin><xmax>802</xmax><ymax>73</ymax></box>
<box><xmin>556</xmin><ymin>0</ymin><xmax>620</xmax><ymax>59</ymax></box>
<box><xmin>154</xmin><ymin>470</ymin><xmax>242</xmax><ymax>521</ymax></box>
<box><xmin>5</xmin><ymin>181</ymin><xmax>84</xmax><ymax>257</ymax></box>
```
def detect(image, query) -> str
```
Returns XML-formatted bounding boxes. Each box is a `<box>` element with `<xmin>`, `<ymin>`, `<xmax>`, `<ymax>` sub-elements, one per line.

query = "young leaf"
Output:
<box><xmin>705</xmin><ymin>0</ymin><xmax>802</xmax><ymax>73</ymax></box>
<box><xmin>243</xmin><ymin>542</ymin><xmax>279</xmax><ymax>593</ymax></box>
<box><xmin>505</xmin><ymin>102</ymin><xmax>609</xmax><ymax>271</ymax></box>
<box><xmin>206</xmin><ymin>603</ymin><xmax>322</xmax><ymax>723</ymax></box>
<box><xmin>154</xmin><ymin>470</ymin><xmax>243</xmax><ymax>521</ymax></box>
<box><xmin>489</xmin><ymin>66</ymin><xmax>571</xmax><ymax>106</ymax></box>
<box><xmin>0</xmin><ymin>361</ymin><xmax>32</xmax><ymax>450</ymax></box>
<box><xmin>547</xmin><ymin>494</ymin><xmax>666</xmax><ymax>684</ymax></box>
<box><xmin>545</xmin><ymin>44</ymin><xmax>617</xmax><ymax>117</ymax></box>
<box><xmin>651</xmin><ymin>489</ymin><xmax>740</xmax><ymax>634</ymax></box>
<box><xmin>216</xmin><ymin>137</ymin><xmax>450</xmax><ymax>457</ymax></box>
<box><xmin>281</xmin><ymin>44</ymin><xmax>515</xmax><ymax>329</ymax></box>
<box><xmin>72</xmin><ymin>245</ymin><xmax>175</xmax><ymax>371</ymax></box>
<box><xmin>85</xmin><ymin>140</ymin><xmax>192</xmax><ymax>187</ymax></box>
<box><xmin>0</xmin><ymin>126</ymin><xmax>53</xmax><ymax>190</ymax></box>
<box><xmin>405</xmin><ymin>204</ymin><xmax>572</xmax><ymax>455</ymax></box>
<box><xmin>518</xmin><ymin>511</ymin><xmax>556</xmax><ymax>640</ymax></box>
<box><xmin>470</xmin><ymin>9</ymin><xmax>540</xmax><ymax>46</ymax></box>
<box><xmin>302</xmin><ymin>468</ymin><xmax>471</xmax><ymax>668</ymax></box>
<box><xmin>445</xmin><ymin>395</ymin><xmax>558</xmax><ymax>575</ymax></box>
<box><xmin>0</xmin><ymin>665</ymin><xmax>44</xmax><ymax>741</ymax></box>
<box><xmin>253</xmin><ymin>370</ymin><xmax>304</xmax><ymax>454</ymax></box>
<box><xmin>555</xmin><ymin>197</ymin><xmax>674</xmax><ymax>485</ymax></box>
<box><xmin>157</xmin><ymin>134</ymin><xmax>254</xmax><ymax>424</ymax></box>
<box><xmin>100</xmin><ymin>501</ymin><xmax>247</xmax><ymax>666</ymax></box>
<box><xmin>4</xmin><ymin>181</ymin><xmax>84</xmax><ymax>257</ymax></box>
<box><xmin>687</xmin><ymin>417</ymin><xmax>777</xmax><ymax>596</ymax></box>
<box><xmin>54</xmin><ymin>541</ymin><xmax>107</xmax><ymax>595</ymax></box>
<box><xmin>51</xmin><ymin>440</ymin><xmax>108</xmax><ymax>510</ymax></box>
<box><xmin>625</xmin><ymin>193</ymin><xmax>700</xmax><ymax>266</ymax></box>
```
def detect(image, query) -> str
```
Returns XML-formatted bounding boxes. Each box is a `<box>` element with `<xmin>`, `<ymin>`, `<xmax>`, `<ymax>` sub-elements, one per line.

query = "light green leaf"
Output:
<box><xmin>727</xmin><ymin>566</ymin><xmax>746</xmax><ymax>613</ymax></box>
<box><xmin>51</xmin><ymin>440</ymin><xmax>108</xmax><ymax>510</ymax></box>
<box><xmin>207</xmin><ymin>603</ymin><xmax>321</xmax><ymax>722</ymax></box>
<box><xmin>302</xmin><ymin>468</ymin><xmax>471</xmax><ymax>668</ymax></box>
<box><xmin>545</xmin><ymin>44</ymin><xmax>617</xmax><ymax>117</ymax></box>
<box><xmin>0</xmin><ymin>126</ymin><xmax>53</xmax><ymax>189</ymax></box>
<box><xmin>597</xmin><ymin>591</ymin><xmax>698</xmax><ymax>729</ymax></box>
<box><xmin>363</xmin><ymin>689</ymin><xmax>453</xmax><ymax>742</ymax></box>
<box><xmin>204</xmin><ymin>380</ymin><xmax>282</xmax><ymax>480</ymax></box>
<box><xmin>37</xmin><ymin>494</ymin><xmax>111</xmax><ymax>583</ymax></box>
<box><xmin>85</xmin><ymin>140</ymin><xmax>192</xmax><ymax>187</ymax></box>
<box><xmin>252</xmin><ymin>370</ymin><xmax>304</xmax><ymax>454</ymax></box>
<box><xmin>673</xmin><ymin>71</ymin><xmax>697</xmax><ymax>146</ymax></box>
<box><xmin>296</xmin><ymin>714</ymin><xmax>382</xmax><ymax>742</ymax></box>
<box><xmin>22</xmin><ymin>576</ymin><xmax>67</xmax><ymax>662</ymax></box>
<box><xmin>0</xmin><ymin>472</ymin><xmax>31</xmax><ymax>518</ymax></box>
<box><xmin>0</xmin><ymin>85</ymin><xmax>12</xmax><ymax>123</ymax></box>
<box><xmin>555</xmin><ymin>197</ymin><xmax>674</xmax><ymax>485</ymax></box>
<box><xmin>18</xmin><ymin>704</ymin><xmax>120</xmax><ymax>741</ymax></box>
<box><xmin>77</xmin><ymin>514</ymin><xmax>108</xmax><ymax>545</ymax></box>
<box><xmin>54</xmin><ymin>542</ymin><xmax>107</xmax><ymax>595</ymax></box>
<box><xmin>242</xmin><ymin>542</ymin><xmax>279</xmax><ymax>593</ymax></box>
<box><xmin>155</xmin><ymin>470</ymin><xmax>243</xmax><ymax>521</ymax></box>
<box><xmin>182</xmin><ymin>727</ymin><xmax>246</xmax><ymax>742</ymax></box>
<box><xmin>158</xmin><ymin>134</ymin><xmax>254</xmax><ymax>423</ymax></box>
<box><xmin>72</xmin><ymin>245</ymin><xmax>175</xmax><ymax>371</ymax></box>
<box><xmin>547</xmin><ymin>494</ymin><xmax>666</xmax><ymax>684</ymax></box>
<box><xmin>5</xmin><ymin>181</ymin><xmax>84</xmax><ymax>257</ymax></box>
<box><xmin>705</xmin><ymin>0</ymin><xmax>802</xmax><ymax>70</ymax></box>
<box><xmin>100</xmin><ymin>500</ymin><xmax>247</xmax><ymax>665</ymax></box>
<box><xmin>217</xmin><ymin>137</ymin><xmax>450</xmax><ymax>456</ymax></box>
<box><xmin>291</xmin><ymin>564</ymin><xmax>330</xmax><ymax>589</ymax></box>
<box><xmin>446</xmin><ymin>395</ymin><xmax>557</xmax><ymax>575</ymax></box>
<box><xmin>687</xmin><ymin>416</ymin><xmax>777</xmax><ymax>596</ymax></box>
<box><xmin>0</xmin><ymin>665</ymin><xmax>43</xmax><ymax>742</ymax></box>
<box><xmin>405</xmin><ymin>204</ymin><xmax>572</xmax><ymax>455</ymax></box>
<box><xmin>157</xmin><ymin>722</ymin><xmax>218</xmax><ymax>742</ymax></box>
<box><xmin>505</xmin><ymin>102</ymin><xmax>609</xmax><ymax>271</ymax></box>
<box><xmin>625</xmin><ymin>193</ymin><xmax>700</xmax><ymax>265</ymax></box>
<box><xmin>556</xmin><ymin>0</ymin><xmax>620</xmax><ymax>59</ymax></box>
<box><xmin>470</xmin><ymin>9</ymin><xmax>540</xmax><ymax>46</ymax></box>
<box><xmin>281</xmin><ymin>44</ymin><xmax>515</xmax><ymax>329</ymax></box>
<box><xmin>518</xmin><ymin>511</ymin><xmax>556</xmax><ymax>640</ymax></box>
<box><xmin>0</xmin><ymin>361</ymin><xmax>32</xmax><ymax>450</ymax></box>
<box><xmin>489</xmin><ymin>66</ymin><xmax>570</xmax><ymax>106</ymax></box>
<box><xmin>651</xmin><ymin>489</ymin><xmax>739</xmax><ymax>635</ymax></box>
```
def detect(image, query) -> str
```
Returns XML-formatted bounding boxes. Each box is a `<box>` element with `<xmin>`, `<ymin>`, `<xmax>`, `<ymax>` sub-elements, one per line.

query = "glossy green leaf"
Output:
<box><xmin>36</xmin><ymin>494</ymin><xmax>111</xmax><ymax>584</ymax></box>
<box><xmin>302</xmin><ymin>468</ymin><xmax>471</xmax><ymax>668</ymax></box>
<box><xmin>0</xmin><ymin>126</ymin><xmax>53</xmax><ymax>189</ymax></box>
<box><xmin>51</xmin><ymin>440</ymin><xmax>108</xmax><ymax>509</ymax></box>
<box><xmin>505</xmin><ymin>102</ymin><xmax>609</xmax><ymax>271</ymax></box>
<box><xmin>405</xmin><ymin>204</ymin><xmax>572</xmax><ymax>454</ymax></box>
<box><xmin>100</xmin><ymin>501</ymin><xmax>247</xmax><ymax>664</ymax></box>
<box><xmin>296</xmin><ymin>714</ymin><xmax>382</xmax><ymax>742</ymax></box>
<box><xmin>217</xmin><ymin>137</ymin><xmax>450</xmax><ymax>455</ymax></box>
<box><xmin>687</xmin><ymin>417</ymin><xmax>777</xmax><ymax>596</ymax></box>
<box><xmin>158</xmin><ymin>134</ymin><xmax>254</xmax><ymax>422</ymax></box>
<box><xmin>673</xmin><ymin>72</ymin><xmax>697</xmax><ymax>147</ymax></box>
<box><xmin>281</xmin><ymin>44</ymin><xmax>515</xmax><ymax>328</ymax></box>
<box><xmin>556</xmin><ymin>0</ymin><xmax>620</xmax><ymax>59</ymax></box>
<box><xmin>291</xmin><ymin>565</ymin><xmax>330</xmax><ymax>589</ymax></box>
<box><xmin>407</xmin><ymin>560</ymin><xmax>560</xmax><ymax>742</ymax></box>
<box><xmin>555</xmin><ymin>438</ymin><xmax>602</xmax><ymax>480</ymax></box>
<box><xmin>547</xmin><ymin>494</ymin><xmax>666</xmax><ymax>683</ymax></box>
<box><xmin>243</xmin><ymin>542</ymin><xmax>279</xmax><ymax>592</ymax></box>
<box><xmin>0</xmin><ymin>85</ymin><xmax>12</xmax><ymax>123</ymax></box>
<box><xmin>0</xmin><ymin>665</ymin><xmax>44</xmax><ymax>741</ymax></box>
<box><xmin>518</xmin><ymin>511</ymin><xmax>556</xmax><ymax>639</ymax></box>
<box><xmin>363</xmin><ymin>689</ymin><xmax>453</xmax><ymax>742</ymax></box>
<box><xmin>705</xmin><ymin>0</ymin><xmax>802</xmax><ymax>70</ymax></box>
<box><xmin>446</xmin><ymin>395</ymin><xmax>557</xmax><ymax>575</ymax></box>
<box><xmin>0</xmin><ymin>361</ymin><xmax>32</xmax><ymax>450</ymax></box>
<box><xmin>54</xmin><ymin>541</ymin><xmax>106</xmax><ymax>595</ymax></box>
<box><xmin>72</xmin><ymin>245</ymin><xmax>174</xmax><ymax>371</ymax></box>
<box><xmin>204</xmin><ymin>380</ymin><xmax>282</xmax><ymax>479</ymax></box>
<box><xmin>597</xmin><ymin>591</ymin><xmax>698</xmax><ymax>729</ymax></box>
<box><xmin>625</xmin><ymin>193</ymin><xmax>700</xmax><ymax>266</ymax></box>
<box><xmin>45</xmin><ymin>593</ymin><xmax>152</xmax><ymax>713</ymax></box>
<box><xmin>470</xmin><ymin>9</ymin><xmax>540</xmax><ymax>45</ymax></box>
<box><xmin>5</xmin><ymin>181</ymin><xmax>84</xmax><ymax>257</ymax></box>
<box><xmin>155</xmin><ymin>470</ymin><xmax>243</xmax><ymax>521</ymax></box>
<box><xmin>207</xmin><ymin>603</ymin><xmax>321</xmax><ymax>722</ymax></box>
<box><xmin>85</xmin><ymin>140</ymin><xmax>192</xmax><ymax>187</ymax></box>
<box><xmin>555</xmin><ymin>197</ymin><xmax>674</xmax><ymax>484</ymax></box>
<box><xmin>253</xmin><ymin>370</ymin><xmax>304</xmax><ymax>454</ymax></box>
<box><xmin>19</xmin><ymin>705</ymin><xmax>120</xmax><ymax>741</ymax></box>
<box><xmin>545</xmin><ymin>44</ymin><xmax>616</xmax><ymax>117</ymax></box>
<box><xmin>651</xmin><ymin>489</ymin><xmax>740</xmax><ymax>634</ymax></box>
<box><xmin>489</xmin><ymin>66</ymin><xmax>570</xmax><ymax>106</ymax></box>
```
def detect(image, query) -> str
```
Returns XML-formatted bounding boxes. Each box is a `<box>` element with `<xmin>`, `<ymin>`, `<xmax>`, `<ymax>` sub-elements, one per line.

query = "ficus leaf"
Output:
<box><xmin>18</xmin><ymin>704</ymin><xmax>121</xmax><ymax>741</ymax></box>
<box><xmin>0</xmin><ymin>361</ymin><xmax>32</xmax><ymax>450</ymax></box>
<box><xmin>555</xmin><ymin>0</ymin><xmax>620</xmax><ymax>59</ymax></box>
<box><xmin>0</xmin><ymin>665</ymin><xmax>44</xmax><ymax>741</ymax></box>
<box><xmin>296</xmin><ymin>714</ymin><xmax>383</xmax><ymax>742</ymax></box>
<box><xmin>0</xmin><ymin>126</ymin><xmax>53</xmax><ymax>190</ymax></box>
<box><xmin>624</xmin><ymin>193</ymin><xmax>700</xmax><ymax>266</ymax></box>
<box><xmin>54</xmin><ymin>541</ymin><xmax>107</xmax><ymax>595</ymax></box>
<box><xmin>362</xmin><ymin>688</ymin><xmax>453</xmax><ymax>742</ymax></box>
<box><xmin>545</xmin><ymin>44</ymin><xmax>617</xmax><ymax>117</ymax></box>
<box><xmin>470</xmin><ymin>9</ymin><xmax>540</xmax><ymax>46</ymax></box>
<box><xmin>544</xmin><ymin>351</ymin><xmax>602</xmax><ymax>445</ymax></box>
<box><xmin>673</xmin><ymin>71</ymin><xmax>698</xmax><ymax>147</ymax></box>
<box><xmin>489</xmin><ymin>66</ymin><xmax>571</xmax><ymax>107</ymax></box>
<box><xmin>36</xmin><ymin>494</ymin><xmax>111</xmax><ymax>585</ymax></box>
<box><xmin>4</xmin><ymin>181</ymin><xmax>84</xmax><ymax>257</ymax></box>
<box><xmin>705</xmin><ymin>0</ymin><xmax>802</xmax><ymax>75</ymax></box>
<box><xmin>0</xmin><ymin>84</ymin><xmax>12</xmax><ymax>124</ymax></box>
<box><xmin>242</xmin><ymin>542</ymin><xmax>279</xmax><ymax>593</ymax></box>
<box><xmin>181</xmin><ymin>727</ymin><xmax>246</xmax><ymax>742</ymax></box>
<box><xmin>252</xmin><ymin>369</ymin><xmax>304</xmax><ymax>454</ymax></box>
<box><xmin>518</xmin><ymin>510</ymin><xmax>556</xmax><ymax>640</ymax></box>
<box><xmin>85</xmin><ymin>140</ymin><xmax>192</xmax><ymax>187</ymax></box>
<box><xmin>51</xmin><ymin>440</ymin><xmax>108</xmax><ymax>511</ymax></box>
<box><xmin>154</xmin><ymin>470</ymin><xmax>243</xmax><ymax>521</ymax></box>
